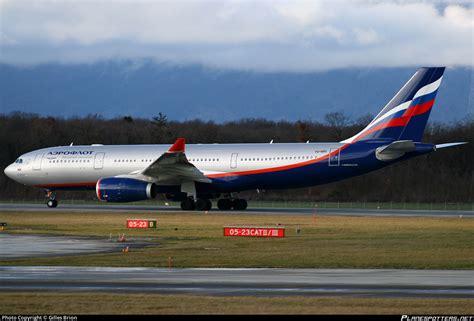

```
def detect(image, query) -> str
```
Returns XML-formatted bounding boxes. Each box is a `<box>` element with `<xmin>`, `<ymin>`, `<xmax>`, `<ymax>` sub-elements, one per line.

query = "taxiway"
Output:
<box><xmin>0</xmin><ymin>266</ymin><xmax>472</xmax><ymax>298</ymax></box>
<box><xmin>0</xmin><ymin>203</ymin><xmax>472</xmax><ymax>217</ymax></box>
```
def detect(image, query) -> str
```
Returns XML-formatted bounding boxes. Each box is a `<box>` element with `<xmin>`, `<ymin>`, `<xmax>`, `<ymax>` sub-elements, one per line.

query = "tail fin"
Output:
<box><xmin>342</xmin><ymin>67</ymin><xmax>445</xmax><ymax>143</ymax></box>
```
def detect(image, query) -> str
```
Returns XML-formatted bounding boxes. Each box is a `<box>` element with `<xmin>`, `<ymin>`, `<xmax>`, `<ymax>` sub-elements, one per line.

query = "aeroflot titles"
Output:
<box><xmin>48</xmin><ymin>151</ymin><xmax>94</xmax><ymax>155</ymax></box>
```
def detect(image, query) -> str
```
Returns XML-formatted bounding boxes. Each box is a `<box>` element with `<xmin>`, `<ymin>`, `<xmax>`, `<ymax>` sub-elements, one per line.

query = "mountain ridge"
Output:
<box><xmin>1</xmin><ymin>61</ymin><xmax>471</xmax><ymax>123</ymax></box>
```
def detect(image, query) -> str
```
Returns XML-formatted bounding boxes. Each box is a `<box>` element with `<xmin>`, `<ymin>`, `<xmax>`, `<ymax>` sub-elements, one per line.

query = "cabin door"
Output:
<box><xmin>230</xmin><ymin>153</ymin><xmax>238</xmax><ymax>169</ymax></box>
<box><xmin>94</xmin><ymin>152</ymin><xmax>105</xmax><ymax>169</ymax></box>
<box><xmin>33</xmin><ymin>154</ymin><xmax>43</xmax><ymax>170</ymax></box>
<box><xmin>328</xmin><ymin>148</ymin><xmax>340</xmax><ymax>166</ymax></box>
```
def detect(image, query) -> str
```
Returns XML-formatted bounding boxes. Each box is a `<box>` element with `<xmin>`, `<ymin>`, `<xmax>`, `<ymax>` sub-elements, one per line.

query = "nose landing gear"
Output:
<box><xmin>45</xmin><ymin>190</ymin><xmax>58</xmax><ymax>208</ymax></box>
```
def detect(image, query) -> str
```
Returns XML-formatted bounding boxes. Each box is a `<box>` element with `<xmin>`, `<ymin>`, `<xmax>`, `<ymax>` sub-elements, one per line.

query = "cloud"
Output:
<box><xmin>0</xmin><ymin>0</ymin><xmax>472</xmax><ymax>71</ymax></box>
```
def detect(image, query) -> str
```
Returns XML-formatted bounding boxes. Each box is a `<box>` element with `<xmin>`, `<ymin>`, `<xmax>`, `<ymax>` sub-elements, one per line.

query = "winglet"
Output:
<box><xmin>168</xmin><ymin>138</ymin><xmax>185</xmax><ymax>153</ymax></box>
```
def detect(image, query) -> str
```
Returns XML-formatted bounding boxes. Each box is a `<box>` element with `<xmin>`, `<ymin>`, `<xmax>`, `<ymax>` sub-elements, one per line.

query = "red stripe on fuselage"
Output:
<box><xmin>207</xmin><ymin>144</ymin><xmax>351</xmax><ymax>178</ymax></box>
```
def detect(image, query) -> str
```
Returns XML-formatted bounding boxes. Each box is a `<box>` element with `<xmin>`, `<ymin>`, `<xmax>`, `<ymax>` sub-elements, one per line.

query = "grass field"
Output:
<box><xmin>1</xmin><ymin>211</ymin><xmax>473</xmax><ymax>269</ymax></box>
<box><xmin>1</xmin><ymin>292</ymin><xmax>473</xmax><ymax>314</ymax></box>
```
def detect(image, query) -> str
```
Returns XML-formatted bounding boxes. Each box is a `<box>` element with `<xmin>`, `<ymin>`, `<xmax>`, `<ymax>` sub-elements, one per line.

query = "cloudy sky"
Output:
<box><xmin>0</xmin><ymin>0</ymin><xmax>472</xmax><ymax>71</ymax></box>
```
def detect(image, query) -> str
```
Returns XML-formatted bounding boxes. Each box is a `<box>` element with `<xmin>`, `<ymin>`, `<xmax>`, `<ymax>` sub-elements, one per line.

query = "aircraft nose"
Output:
<box><xmin>4</xmin><ymin>164</ymin><xmax>13</xmax><ymax>178</ymax></box>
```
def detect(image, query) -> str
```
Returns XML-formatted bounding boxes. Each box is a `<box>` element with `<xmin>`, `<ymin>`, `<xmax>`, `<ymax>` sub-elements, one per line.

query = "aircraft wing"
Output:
<box><xmin>141</xmin><ymin>138</ymin><xmax>212</xmax><ymax>184</ymax></box>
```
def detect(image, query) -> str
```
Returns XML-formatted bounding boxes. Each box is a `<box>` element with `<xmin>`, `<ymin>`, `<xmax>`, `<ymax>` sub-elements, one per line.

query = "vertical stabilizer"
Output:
<box><xmin>342</xmin><ymin>67</ymin><xmax>445</xmax><ymax>143</ymax></box>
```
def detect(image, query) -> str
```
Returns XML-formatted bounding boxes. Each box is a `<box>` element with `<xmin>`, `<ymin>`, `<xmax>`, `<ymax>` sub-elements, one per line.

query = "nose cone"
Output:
<box><xmin>4</xmin><ymin>164</ymin><xmax>13</xmax><ymax>179</ymax></box>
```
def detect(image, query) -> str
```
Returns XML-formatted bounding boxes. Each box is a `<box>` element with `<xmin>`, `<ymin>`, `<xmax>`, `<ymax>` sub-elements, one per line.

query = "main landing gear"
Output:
<box><xmin>180</xmin><ymin>198</ymin><xmax>212</xmax><ymax>211</ymax></box>
<box><xmin>217</xmin><ymin>198</ymin><xmax>247</xmax><ymax>211</ymax></box>
<box><xmin>180</xmin><ymin>197</ymin><xmax>247</xmax><ymax>211</ymax></box>
<box><xmin>45</xmin><ymin>190</ymin><xmax>58</xmax><ymax>208</ymax></box>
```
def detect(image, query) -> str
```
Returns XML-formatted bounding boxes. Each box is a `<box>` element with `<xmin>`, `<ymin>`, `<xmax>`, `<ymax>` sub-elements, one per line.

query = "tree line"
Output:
<box><xmin>0</xmin><ymin>112</ymin><xmax>472</xmax><ymax>203</ymax></box>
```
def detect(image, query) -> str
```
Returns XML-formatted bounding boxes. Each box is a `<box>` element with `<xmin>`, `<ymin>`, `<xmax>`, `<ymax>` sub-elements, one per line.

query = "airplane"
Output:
<box><xmin>3</xmin><ymin>67</ymin><xmax>467</xmax><ymax>211</ymax></box>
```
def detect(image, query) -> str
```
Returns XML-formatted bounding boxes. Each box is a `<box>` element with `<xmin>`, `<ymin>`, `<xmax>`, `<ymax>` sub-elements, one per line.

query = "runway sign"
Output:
<box><xmin>224</xmin><ymin>226</ymin><xmax>285</xmax><ymax>238</ymax></box>
<box><xmin>126</xmin><ymin>219</ymin><xmax>157</xmax><ymax>229</ymax></box>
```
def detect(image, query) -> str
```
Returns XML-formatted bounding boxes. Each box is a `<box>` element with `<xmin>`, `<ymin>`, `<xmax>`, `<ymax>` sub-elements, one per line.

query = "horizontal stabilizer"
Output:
<box><xmin>376</xmin><ymin>140</ymin><xmax>416</xmax><ymax>161</ymax></box>
<box><xmin>435</xmin><ymin>142</ymin><xmax>468</xmax><ymax>150</ymax></box>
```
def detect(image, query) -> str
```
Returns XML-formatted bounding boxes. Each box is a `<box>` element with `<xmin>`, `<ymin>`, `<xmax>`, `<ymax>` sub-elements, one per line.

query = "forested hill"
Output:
<box><xmin>0</xmin><ymin>114</ymin><xmax>472</xmax><ymax>203</ymax></box>
<box><xmin>0</xmin><ymin>62</ymin><xmax>472</xmax><ymax>123</ymax></box>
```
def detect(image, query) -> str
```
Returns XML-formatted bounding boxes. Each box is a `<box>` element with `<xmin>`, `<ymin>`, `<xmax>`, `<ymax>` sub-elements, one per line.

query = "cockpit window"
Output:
<box><xmin>15</xmin><ymin>159</ymin><xmax>23</xmax><ymax>164</ymax></box>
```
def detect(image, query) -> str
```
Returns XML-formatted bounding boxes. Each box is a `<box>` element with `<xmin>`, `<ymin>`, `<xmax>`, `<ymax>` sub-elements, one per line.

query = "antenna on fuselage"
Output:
<box><xmin>70</xmin><ymin>142</ymin><xmax>73</xmax><ymax>146</ymax></box>
<box><xmin>269</xmin><ymin>140</ymin><xmax>273</xmax><ymax>144</ymax></box>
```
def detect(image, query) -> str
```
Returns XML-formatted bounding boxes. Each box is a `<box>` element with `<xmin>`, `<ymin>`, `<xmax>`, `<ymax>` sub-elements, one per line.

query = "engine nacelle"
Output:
<box><xmin>96</xmin><ymin>177</ymin><xmax>157</xmax><ymax>202</ymax></box>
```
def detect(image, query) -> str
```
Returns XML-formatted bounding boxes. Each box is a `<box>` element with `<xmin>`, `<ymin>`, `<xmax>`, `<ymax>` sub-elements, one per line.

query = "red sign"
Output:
<box><xmin>223</xmin><ymin>226</ymin><xmax>285</xmax><ymax>238</ymax></box>
<box><xmin>126</xmin><ymin>219</ymin><xmax>157</xmax><ymax>229</ymax></box>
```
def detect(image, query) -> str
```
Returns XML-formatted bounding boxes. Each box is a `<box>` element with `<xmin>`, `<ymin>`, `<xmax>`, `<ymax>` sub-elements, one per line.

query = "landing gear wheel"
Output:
<box><xmin>195</xmin><ymin>198</ymin><xmax>212</xmax><ymax>211</ymax></box>
<box><xmin>205</xmin><ymin>199</ymin><xmax>212</xmax><ymax>211</ymax></box>
<box><xmin>44</xmin><ymin>189</ymin><xmax>58</xmax><ymax>208</ymax></box>
<box><xmin>232</xmin><ymin>199</ymin><xmax>248</xmax><ymax>211</ymax></box>
<box><xmin>217</xmin><ymin>199</ymin><xmax>232</xmax><ymax>210</ymax></box>
<box><xmin>47</xmin><ymin>199</ymin><xmax>58</xmax><ymax>208</ymax></box>
<box><xmin>180</xmin><ymin>198</ymin><xmax>195</xmax><ymax>211</ymax></box>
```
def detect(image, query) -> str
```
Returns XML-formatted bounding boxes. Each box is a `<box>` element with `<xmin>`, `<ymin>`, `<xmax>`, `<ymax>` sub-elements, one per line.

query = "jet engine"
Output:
<box><xmin>96</xmin><ymin>177</ymin><xmax>157</xmax><ymax>202</ymax></box>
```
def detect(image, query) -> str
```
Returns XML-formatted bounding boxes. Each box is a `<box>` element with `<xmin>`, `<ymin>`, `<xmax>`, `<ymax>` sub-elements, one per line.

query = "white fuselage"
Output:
<box><xmin>4</xmin><ymin>143</ymin><xmax>344</xmax><ymax>187</ymax></box>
